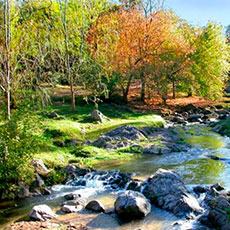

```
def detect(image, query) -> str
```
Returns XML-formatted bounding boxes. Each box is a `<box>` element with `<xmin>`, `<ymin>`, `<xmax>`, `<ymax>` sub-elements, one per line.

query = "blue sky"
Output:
<box><xmin>166</xmin><ymin>0</ymin><xmax>230</xmax><ymax>28</ymax></box>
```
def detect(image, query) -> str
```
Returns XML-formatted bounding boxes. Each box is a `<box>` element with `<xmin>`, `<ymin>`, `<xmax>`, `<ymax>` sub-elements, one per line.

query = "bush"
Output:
<box><xmin>0</xmin><ymin>111</ymin><xmax>43</xmax><ymax>199</ymax></box>
<box><xmin>45</xmin><ymin>170</ymin><xmax>66</xmax><ymax>186</ymax></box>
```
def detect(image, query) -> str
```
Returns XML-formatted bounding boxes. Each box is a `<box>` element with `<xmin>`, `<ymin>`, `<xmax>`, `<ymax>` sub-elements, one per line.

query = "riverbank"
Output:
<box><xmin>2</xmin><ymin>99</ymin><xmax>230</xmax><ymax>230</ymax></box>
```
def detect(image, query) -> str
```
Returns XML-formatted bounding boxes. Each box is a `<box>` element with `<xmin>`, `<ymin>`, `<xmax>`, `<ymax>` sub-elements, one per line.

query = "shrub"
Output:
<box><xmin>45</xmin><ymin>170</ymin><xmax>66</xmax><ymax>186</ymax></box>
<box><xmin>0</xmin><ymin>111</ymin><xmax>43</xmax><ymax>199</ymax></box>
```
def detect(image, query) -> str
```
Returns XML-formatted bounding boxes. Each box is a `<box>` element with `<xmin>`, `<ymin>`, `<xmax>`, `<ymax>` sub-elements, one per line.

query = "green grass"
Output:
<box><xmin>42</xmin><ymin>104</ymin><xmax>165</xmax><ymax>141</ymax></box>
<box><xmin>34</xmin><ymin>103</ymin><xmax>165</xmax><ymax>169</ymax></box>
<box><xmin>35</xmin><ymin>145</ymin><xmax>136</xmax><ymax>169</ymax></box>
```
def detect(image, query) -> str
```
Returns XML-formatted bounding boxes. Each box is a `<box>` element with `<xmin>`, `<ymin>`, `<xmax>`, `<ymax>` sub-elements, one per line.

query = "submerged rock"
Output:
<box><xmin>142</xmin><ymin>169</ymin><xmax>202</xmax><ymax>217</ymax></box>
<box><xmin>64</xmin><ymin>193</ymin><xmax>81</xmax><ymax>200</ymax></box>
<box><xmin>62</xmin><ymin>199</ymin><xmax>86</xmax><ymax>207</ymax></box>
<box><xmin>30</xmin><ymin>204</ymin><xmax>56</xmax><ymax>221</ymax></box>
<box><xmin>67</xmin><ymin>170</ymin><xmax>132</xmax><ymax>189</ymax></box>
<box><xmin>114</xmin><ymin>190</ymin><xmax>151</xmax><ymax>221</ymax></box>
<box><xmin>85</xmin><ymin>200</ymin><xmax>105</xmax><ymax>213</ymax></box>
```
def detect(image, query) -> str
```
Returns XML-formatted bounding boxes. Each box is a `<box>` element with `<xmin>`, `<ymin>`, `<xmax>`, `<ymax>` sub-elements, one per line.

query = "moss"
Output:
<box><xmin>116</xmin><ymin>146</ymin><xmax>143</xmax><ymax>154</ymax></box>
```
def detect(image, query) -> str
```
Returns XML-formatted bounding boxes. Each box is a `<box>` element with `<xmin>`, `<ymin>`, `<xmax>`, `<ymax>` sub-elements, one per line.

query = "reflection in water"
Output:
<box><xmin>1</xmin><ymin>124</ymin><xmax>230</xmax><ymax>230</ymax></box>
<box><xmin>96</xmin><ymin>125</ymin><xmax>230</xmax><ymax>188</ymax></box>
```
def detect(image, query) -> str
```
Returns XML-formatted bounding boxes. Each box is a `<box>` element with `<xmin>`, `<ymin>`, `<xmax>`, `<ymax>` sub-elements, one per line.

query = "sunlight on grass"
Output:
<box><xmin>35</xmin><ymin>104</ymin><xmax>165</xmax><ymax>168</ymax></box>
<box><xmin>42</xmin><ymin>105</ymin><xmax>165</xmax><ymax>141</ymax></box>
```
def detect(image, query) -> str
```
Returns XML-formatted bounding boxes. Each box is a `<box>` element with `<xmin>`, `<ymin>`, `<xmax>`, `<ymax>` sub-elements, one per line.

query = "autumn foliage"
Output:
<box><xmin>87</xmin><ymin>5</ymin><xmax>230</xmax><ymax>103</ymax></box>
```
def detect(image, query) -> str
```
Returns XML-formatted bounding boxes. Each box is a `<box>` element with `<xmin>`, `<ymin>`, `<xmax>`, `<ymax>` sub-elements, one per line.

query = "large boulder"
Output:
<box><xmin>199</xmin><ymin>196</ymin><xmax>230</xmax><ymax>230</ymax></box>
<box><xmin>92</xmin><ymin>125</ymin><xmax>146</xmax><ymax>149</ymax></box>
<box><xmin>114</xmin><ymin>190</ymin><xmax>151</xmax><ymax>221</ymax></box>
<box><xmin>105</xmin><ymin>125</ymin><xmax>146</xmax><ymax>141</ymax></box>
<box><xmin>90</xmin><ymin>110</ymin><xmax>110</xmax><ymax>123</ymax></box>
<box><xmin>30</xmin><ymin>204</ymin><xmax>56</xmax><ymax>221</ymax></box>
<box><xmin>142</xmin><ymin>169</ymin><xmax>202</xmax><ymax>217</ymax></box>
<box><xmin>32</xmin><ymin>159</ymin><xmax>51</xmax><ymax>177</ymax></box>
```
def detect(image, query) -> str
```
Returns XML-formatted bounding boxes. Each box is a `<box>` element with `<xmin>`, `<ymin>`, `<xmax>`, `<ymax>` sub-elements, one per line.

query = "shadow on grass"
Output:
<box><xmin>40</xmin><ymin>103</ymin><xmax>149</xmax><ymax>122</ymax></box>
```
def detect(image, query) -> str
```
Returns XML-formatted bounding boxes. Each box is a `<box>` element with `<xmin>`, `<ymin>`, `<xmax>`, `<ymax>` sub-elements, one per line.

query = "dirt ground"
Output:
<box><xmin>8</xmin><ymin>213</ymin><xmax>92</xmax><ymax>230</ymax></box>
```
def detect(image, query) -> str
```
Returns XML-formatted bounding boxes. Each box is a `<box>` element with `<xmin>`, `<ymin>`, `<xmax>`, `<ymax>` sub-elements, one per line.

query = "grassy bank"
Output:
<box><xmin>35</xmin><ymin>103</ymin><xmax>165</xmax><ymax>169</ymax></box>
<box><xmin>0</xmin><ymin>102</ymin><xmax>165</xmax><ymax>199</ymax></box>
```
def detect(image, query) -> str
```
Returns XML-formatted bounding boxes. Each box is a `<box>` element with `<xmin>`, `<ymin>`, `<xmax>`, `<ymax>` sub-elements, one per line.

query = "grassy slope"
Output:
<box><xmin>35</xmin><ymin>103</ymin><xmax>165</xmax><ymax>169</ymax></box>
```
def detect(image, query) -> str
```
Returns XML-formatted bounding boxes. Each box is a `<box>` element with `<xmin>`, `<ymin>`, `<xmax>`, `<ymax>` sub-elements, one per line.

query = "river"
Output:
<box><xmin>1</xmin><ymin>124</ymin><xmax>229</xmax><ymax>229</ymax></box>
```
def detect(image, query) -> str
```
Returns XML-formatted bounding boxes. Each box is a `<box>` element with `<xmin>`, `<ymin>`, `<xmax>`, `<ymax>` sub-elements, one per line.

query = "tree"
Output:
<box><xmin>191</xmin><ymin>22</ymin><xmax>230</xmax><ymax>100</ymax></box>
<box><xmin>226</xmin><ymin>25</ymin><xmax>230</xmax><ymax>43</ymax></box>
<box><xmin>0</xmin><ymin>0</ymin><xmax>11</xmax><ymax>119</ymax></box>
<box><xmin>58</xmin><ymin>0</ymin><xmax>109</xmax><ymax>110</ymax></box>
<box><xmin>58</xmin><ymin>0</ymin><xmax>76</xmax><ymax>110</ymax></box>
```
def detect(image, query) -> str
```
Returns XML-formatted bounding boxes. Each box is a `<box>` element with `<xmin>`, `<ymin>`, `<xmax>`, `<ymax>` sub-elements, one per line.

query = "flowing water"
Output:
<box><xmin>1</xmin><ymin>124</ymin><xmax>230</xmax><ymax>230</ymax></box>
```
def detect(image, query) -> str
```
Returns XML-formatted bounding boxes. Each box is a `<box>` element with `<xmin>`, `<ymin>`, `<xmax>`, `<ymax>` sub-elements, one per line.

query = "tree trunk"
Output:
<box><xmin>123</xmin><ymin>90</ymin><xmax>128</xmax><ymax>103</ymax></box>
<box><xmin>162</xmin><ymin>91</ymin><xmax>167</xmax><ymax>105</ymax></box>
<box><xmin>123</xmin><ymin>75</ymin><xmax>133</xmax><ymax>103</ymax></box>
<box><xmin>147</xmin><ymin>87</ymin><xmax>151</xmax><ymax>100</ymax></box>
<box><xmin>70</xmin><ymin>82</ymin><xmax>75</xmax><ymax>111</ymax></box>
<box><xmin>59</xmin><ymin>0</ymin><xmax>76</xmax><ymax>111</ymax></box>
<box><xmin>140</xmin><ymin>74</ymin><xmax>146</xmax><ymax>102</ymax></box>
<box><xmin>162</xmin><ymin>96</ymin><xmax>167</xmax><ymax>105</ymax></box>
<box><xmin>4</xmin><ymin>0</ymin><xmax>11</xmax><ymax>119</ymax></box>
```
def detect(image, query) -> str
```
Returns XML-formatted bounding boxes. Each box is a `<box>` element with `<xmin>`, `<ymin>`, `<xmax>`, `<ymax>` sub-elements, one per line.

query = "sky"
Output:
<box><xmin>166</xmin><ymin>0</ymin><xmax>230</xmax><ymax>28</ymax></box>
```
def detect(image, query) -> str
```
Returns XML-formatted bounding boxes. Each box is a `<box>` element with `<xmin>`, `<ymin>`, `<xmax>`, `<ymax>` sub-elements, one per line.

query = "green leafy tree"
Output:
<box><xmin>191</xmin><ymin>22</ymin><xmax>230</xmax><ymax>100</ymax></box>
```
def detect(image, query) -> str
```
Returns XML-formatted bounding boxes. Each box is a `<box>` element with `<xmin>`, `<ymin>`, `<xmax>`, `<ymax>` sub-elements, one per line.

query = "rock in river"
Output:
<box><xmin>199</xmin><ymin>195</ymin><xmax>230</xmax><ymax>230</ymax></box>
<box><xmin>142</xmin><ymin>169</ymin><xmax>202</xmax><ymax>217</ymax></box>
<box><xmin>30</xmin><ymin>204</ymin><xmax>56</xmax><ymax>221</ymax></box>
<box><xmin>62</xmin><ymin>205</ymin><xmax>83</xmax><ymax>213</ymax></box>
<box><xmin>85</xmin><ymin>200</ymin><xmax>105</xmax><ymax>213</ymax></box>
<box><xmin>114</xmin><ymin>190</ymin><xmax>151</xmax><ymax>221</ymax></box>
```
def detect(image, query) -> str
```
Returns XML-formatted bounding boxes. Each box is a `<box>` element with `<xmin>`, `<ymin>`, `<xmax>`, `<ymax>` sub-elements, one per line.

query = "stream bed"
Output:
<box><xmin>1</xmin><ymin>124</ymin><xmax>230</xmax><ymax>230</ymax></box>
